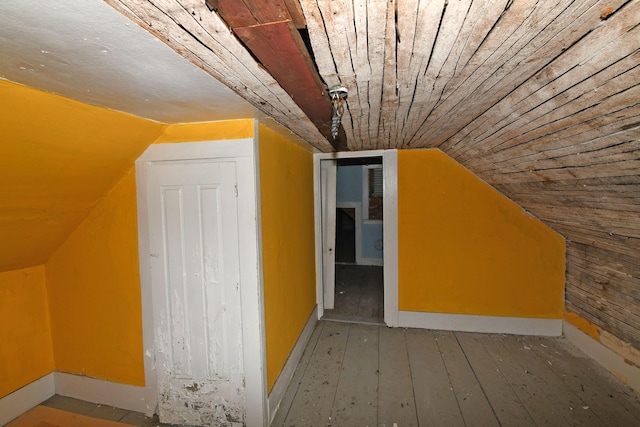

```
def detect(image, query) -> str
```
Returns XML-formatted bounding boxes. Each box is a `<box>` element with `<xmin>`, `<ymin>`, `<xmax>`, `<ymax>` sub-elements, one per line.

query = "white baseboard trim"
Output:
<box><xmin>399</xmin><ymin>311</ymin><xmax>562</xmax><ymax>336</ymax></box>
<box><xmin>54</xmin><ymin>372</ymin><xmax>152</xmax><ymax>415</ymax></box>
<box><xmin>268</xmin><ymin>306</ymin><xmax>318</xmax><ymax>424</ymax></box>
<box><xmin>0</xmin><ymin>373</ymin><xmax>55</xmax><ymax>426</ymax></box>
<box><xmin>563</xmin><ymin>321</ymin><xmax>640</xmax><ymax>393</ymax></box>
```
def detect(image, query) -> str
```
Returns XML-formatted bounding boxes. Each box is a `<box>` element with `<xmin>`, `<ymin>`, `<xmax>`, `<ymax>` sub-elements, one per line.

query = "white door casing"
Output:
<box><xmin>314</xmin><ymin>150</ymin><xmax>398</xmax><ymax>326</ymax></box>
<box><xmin>320</xmin><ymin>159</ymin><xmax>337</xmax><ymax>310</ymax></box>
<box><xmin>136</xmin><ymin>140</ymin><xmax>266</xmax><ymax>426</ymax></box>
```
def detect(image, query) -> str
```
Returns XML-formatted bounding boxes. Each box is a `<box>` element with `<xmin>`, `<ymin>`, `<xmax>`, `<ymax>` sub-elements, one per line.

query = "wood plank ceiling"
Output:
<box><xmin>106</xmin><ymin>1</ymin><xmax>639</xmax><ymax>347</ymax></box>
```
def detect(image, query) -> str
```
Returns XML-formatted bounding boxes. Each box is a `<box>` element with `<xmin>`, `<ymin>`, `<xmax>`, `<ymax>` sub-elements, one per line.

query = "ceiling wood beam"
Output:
<box><xmin>282</xmin><ymin>0</ymin><xmax>307</xmax><ymax>29</ymax></box>
<box><xmin>208</xmin><ymin>0</ymin><xmax>348</xmax><ymax>150</ymax></box>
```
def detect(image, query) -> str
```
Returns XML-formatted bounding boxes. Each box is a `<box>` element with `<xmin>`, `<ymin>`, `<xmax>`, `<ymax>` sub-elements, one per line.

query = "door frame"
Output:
<box><xmin>320</xmin><ymin>159</ymin><xmax>337</xmax><ymax>310</ymax></box>
<box><xmin>135</xmin><ymin>139</ymin><xmax>267</xmax><ymax>425</ymax></box>
<box><xmin>313</xmin><ymin>149</ymin><xmax>399</xmax><ymax>326</ymax></box>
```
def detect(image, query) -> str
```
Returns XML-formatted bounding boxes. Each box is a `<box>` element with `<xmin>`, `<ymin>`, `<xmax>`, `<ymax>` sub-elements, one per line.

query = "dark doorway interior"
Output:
<box><xmin>335</xmin><ymin>207</ymin><xmax>356</xmax><ymax>263</ymax></box>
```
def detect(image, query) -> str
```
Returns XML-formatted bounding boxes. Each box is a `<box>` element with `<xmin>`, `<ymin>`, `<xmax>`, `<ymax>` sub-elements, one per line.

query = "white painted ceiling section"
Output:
<box><xmin>0</xmin><ymin>0</ymin><xmax>255</xmax><ymax>123</ymax></box>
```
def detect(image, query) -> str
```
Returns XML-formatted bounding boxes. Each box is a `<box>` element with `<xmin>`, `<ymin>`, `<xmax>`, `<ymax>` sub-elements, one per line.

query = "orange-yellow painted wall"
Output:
<box><xmin>398</xmin><ymin>149</ymin><xmax>565</xmax><ymax>319</ymax></box>
<box><xmin>46</xmin><ymin>168</ymin><xmax>145</xmax><ymax>386</ymax></box>
<box><xmin>0</xmin><ymin>79</ymin><xmax>165</xmax><ymax>272</ymax></box>
<box><xmin>1</xmin><ymin>79</ymin><xmax>261</xmax><ymax>390</ymax></box>
<box><xmin>258</xmin><ymin>125</ymin><xmax>317</xmax><ymax>392</ymax></box>
<box><xmin>0</xmin><ymin>265</ymin><xmax>54</xmax><ymax>398</ymax></box>
<box><xmin>155</xmin><ymin>119</ymin><xmax>254</xmax><ymax>143</ymax></box>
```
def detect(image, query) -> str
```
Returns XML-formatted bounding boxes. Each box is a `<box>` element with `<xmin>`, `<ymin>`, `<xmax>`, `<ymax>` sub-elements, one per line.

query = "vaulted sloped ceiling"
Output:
<box><xmin>106</xmin><ymin>0</ymin><xmax>639</xmax><ymax>347</ymax></box>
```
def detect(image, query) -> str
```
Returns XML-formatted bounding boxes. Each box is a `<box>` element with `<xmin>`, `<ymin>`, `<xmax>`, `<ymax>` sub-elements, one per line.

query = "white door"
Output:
<box><xmin>147</xmin><ymin>160</ymin><xmax>244</xmax><ymax>426</ymax></box>
<box><xmin>320</xmin><ymin>159</ymin><xmax>337</xmax><ymax>310</ymax></box>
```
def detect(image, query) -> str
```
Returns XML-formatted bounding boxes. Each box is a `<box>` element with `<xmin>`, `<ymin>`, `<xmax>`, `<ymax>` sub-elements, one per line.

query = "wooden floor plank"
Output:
<box><xmin>405</xmin><ymin>328</ymin><xmax>465</xmax><ymax>426</ymax></box>
<box><xmin>283</xmin><ymin>321</ymin><xmax>349</xmax><ymax>426</ymax></box>
<box><xmin>500</xmin><ymin>335</ymin><xmax>607</xmax><ymax>426</ymax></box>
<box><xmin>481</xmin><ymin>333</ymin><xmax>571</xmax><ymax>425</ymax></box>
<box><xmin>455</xmin><ymin>332</ymin><xmax>536</xmax><ymax>426</ymax></box>
<box><xmin>527</xmin><ymin>335</ymin><xmax>640</xmax><ymax>424</ymax></box>
<box><xmin>25</xmin><ymin>323</ymin><xmax>640</xmax><ymax>427</ymax></box>
<box><xmin>434</xmin><ymin>330</ymin><xmax>500</xmax><ymax>427</ymax></box>
<box><xmin>270</xmin><ymin>320</ymin><xmax>325</xmax><ymax>426</ymax></box>
<box><xmin>378</xmin><ymin>326</ymin><xmax>418</xmax><ymax>426</ymax></box>
<box><xmin>330</xmin><ymin>324</ymin><xmax>379</xmax><ymax>426</ymax></box>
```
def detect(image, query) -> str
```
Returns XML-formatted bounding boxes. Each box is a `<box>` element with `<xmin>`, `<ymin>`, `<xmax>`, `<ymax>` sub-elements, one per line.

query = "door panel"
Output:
<box><xmin>321</xmin><ymin>159</ymin><xmax>337</xmax><ymax>310</ymax></box>
<box><xmin>148</xmin><ymin>160</ymin><xmax>244</xmax><ymax>426</ymax></box>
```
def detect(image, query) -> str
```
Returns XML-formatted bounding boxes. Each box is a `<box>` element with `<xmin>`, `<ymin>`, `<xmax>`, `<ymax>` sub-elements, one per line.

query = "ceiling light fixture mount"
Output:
<box><xmin>329</xmin><ymin>85</ymin><xmax>348</xmax><ymax>140</ymax></box>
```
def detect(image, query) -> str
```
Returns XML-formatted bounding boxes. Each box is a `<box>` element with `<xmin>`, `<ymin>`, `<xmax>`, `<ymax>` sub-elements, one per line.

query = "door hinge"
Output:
<box><xmin>234</xmin><ymin>183</ymin><xmax>238</xmax><ymax>197</ymax></box>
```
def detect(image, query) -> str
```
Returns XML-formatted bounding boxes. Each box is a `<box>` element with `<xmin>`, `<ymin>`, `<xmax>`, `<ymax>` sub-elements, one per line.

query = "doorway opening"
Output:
<box><xmin>323</xmin><ymin>156</ymin><xmax>384</xmax><ymax>324</ymax></box>
<box><xmin>315</xmin><ymin>149</ymin><xmax>398</xmax><ymax>327</ymax></box>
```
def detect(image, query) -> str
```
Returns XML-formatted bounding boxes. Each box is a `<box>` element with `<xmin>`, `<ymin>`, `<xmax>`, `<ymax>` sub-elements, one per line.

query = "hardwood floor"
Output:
<box><xmin>18</xmin><ymin>320</ymin><xmax>640</xmax><ymax>426</ymax></box>
<box><xmin>272</xmin><ymin>321</ymin><xmax>640</xmax><ymax>427</ymax></box>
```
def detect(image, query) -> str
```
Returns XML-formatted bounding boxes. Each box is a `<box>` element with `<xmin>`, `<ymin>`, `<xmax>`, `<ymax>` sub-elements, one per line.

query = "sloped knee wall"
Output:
<box><xmin>398</xmin><ymin>149</ymin><xmax>565</xmax><ymax>319</ymax></box>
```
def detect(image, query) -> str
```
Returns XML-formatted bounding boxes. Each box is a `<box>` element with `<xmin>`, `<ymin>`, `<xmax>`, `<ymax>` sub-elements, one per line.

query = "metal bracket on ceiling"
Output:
<box><xmin>329</xmin><ymin>85</ymin><xmax>348</xmax><ymax>140</ymax></box>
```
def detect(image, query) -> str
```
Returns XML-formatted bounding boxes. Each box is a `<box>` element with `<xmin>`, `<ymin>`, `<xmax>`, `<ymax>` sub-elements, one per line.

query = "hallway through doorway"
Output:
<box><xmin>323</xmin><ymin>264</ymin><xmax>383</xmax><ymax>324</ymax></box>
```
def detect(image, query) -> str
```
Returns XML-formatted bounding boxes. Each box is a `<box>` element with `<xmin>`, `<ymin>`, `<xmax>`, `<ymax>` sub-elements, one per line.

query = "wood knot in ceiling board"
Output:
<box><xmin>600</xmin><ymin>7</ymin><xmax>615</xmax><ymax>20</ymax></box>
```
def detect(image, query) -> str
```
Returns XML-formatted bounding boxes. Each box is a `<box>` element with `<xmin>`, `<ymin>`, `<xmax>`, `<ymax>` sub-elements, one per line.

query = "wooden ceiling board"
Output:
<box><xmin>107</xmin><ymin>0</ymin><xmax>640</xmax><ymax>349</ymax></box>
<box><xmin>419</xmin><ymin>0</ymin><xmax>612</xmax><ymax>149</ymax></box>
<box><xmin>444</xmin><ymin>3</ymin><xmax>638</xmax><ymax>160</ymax></box>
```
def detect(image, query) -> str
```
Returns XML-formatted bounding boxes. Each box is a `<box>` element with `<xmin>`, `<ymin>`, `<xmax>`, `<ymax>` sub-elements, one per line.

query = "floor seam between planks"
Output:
<box><xmin>453</xmin><ymin>332</ymin><xmax>503</xmax><ymax>425</ymax></box>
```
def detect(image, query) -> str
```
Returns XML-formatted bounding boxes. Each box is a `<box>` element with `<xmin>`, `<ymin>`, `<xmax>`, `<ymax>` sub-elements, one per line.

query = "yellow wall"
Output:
<box><xmin>39</xmin><ymin>118</ymin><xmax>259</xmax><ymax>388</ymax></box>
<box><xmin>398</xmin><ymin>149</ymin><xmax>565</xmax><ymax>319</ymax></box>
<box><xmin>0</xmin><ymin>81</ymin><xmax>266</xmax><ymax>392</ymax></box>
<box><xmin>46</xmin><ymin>168</ymin><xmax>145</xmax><ymax>386</ymax></box>
<box><xmin>155</xmin><ymin>119</ymin><xmax>254</xmax><ymax>143</ymax></box>
<box><xmin>0</xmin><ymin>266</ymin><xmax>54</xmax><ymax>398</ymax></box>
<box><xmin>0</xmin><ymin>79</ymin><xmax>165</xmax><ymax>272</ymax></box>
<box><xmin>258</xmin><ymin>125</ymin><xmax>317</xmax><ymax>392</ymax></box>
